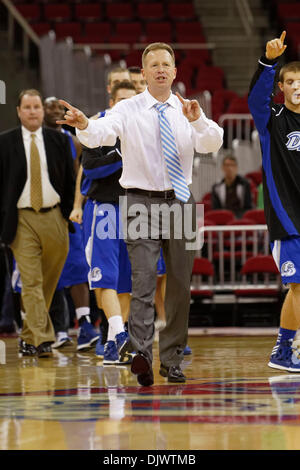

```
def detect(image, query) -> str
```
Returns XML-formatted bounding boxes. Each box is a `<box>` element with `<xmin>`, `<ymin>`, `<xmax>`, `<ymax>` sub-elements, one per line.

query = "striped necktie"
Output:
<box><xmin>30</xmin><ymin>134</ymin><xmax>43</xmax><ymax>212</ymax></box>
<box><xmin>155</xmin><ymin>103</ymin><xmax>190</xmax><ymax>203</ymax></box>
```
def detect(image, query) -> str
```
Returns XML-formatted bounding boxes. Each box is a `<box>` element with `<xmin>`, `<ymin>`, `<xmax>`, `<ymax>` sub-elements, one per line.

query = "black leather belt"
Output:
<box><xmin>126</xmin><ymin>188</ymin><xmax>175</xmax><ymax>199</ymax></box>
<box><xmin>22</xmin><ymin>204</ymin><xmax>59</xmax><ymax>213</ymax></box>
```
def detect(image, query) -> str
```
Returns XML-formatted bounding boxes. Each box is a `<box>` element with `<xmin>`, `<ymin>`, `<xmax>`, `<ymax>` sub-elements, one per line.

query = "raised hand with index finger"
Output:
<box><xmin>56</xmin><ymin>100</ymin><xmax>89</xmax><ymax>130</ymax></box>
<box><xmin>176</xmin><ymin>92</ymin><xmax>201</xmax><ymax>122</ymax></box>
<box><xmin>266</xmin><ymin>31</ymin><xmax>287</xmax><ymax>60</ymax></box>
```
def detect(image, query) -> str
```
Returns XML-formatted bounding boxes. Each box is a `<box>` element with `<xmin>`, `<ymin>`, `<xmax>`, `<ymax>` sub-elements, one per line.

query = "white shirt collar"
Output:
<box><xmin>143</xmin><ymin>87</ymin><xmax>177</xmax><ymax>110</ymax></box>
<box><xmin>21</xmin><ymin>125</ymin><xmax>43</xmax><ymax>140</ymax></box>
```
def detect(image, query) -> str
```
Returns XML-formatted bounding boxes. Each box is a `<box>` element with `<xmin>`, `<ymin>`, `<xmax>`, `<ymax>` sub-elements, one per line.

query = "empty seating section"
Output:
<box><xmin>14</xmin><ymin>0</ymin><xmax>300</xmax><ymax>104</ymax></box>
<box><xmin>14</xmin><ymin>1</ymin><xmax>221</xmax><ymax>95</ymax></box>
<box><xmin>274</xmin><ymin>1</ymin><xmax>300</xmax><ymax>57</ymax></box>
<box><xmin>137</xmin><ymin>2</ymin><xmax>165</xmax><ymax>20</ymax></box>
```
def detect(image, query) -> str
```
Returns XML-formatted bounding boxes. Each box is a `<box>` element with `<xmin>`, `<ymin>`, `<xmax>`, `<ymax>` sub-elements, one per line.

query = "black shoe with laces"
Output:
<box><xmin>19</xmin><ymin>340</ymin><xmax>37</xmax><ymax>357</ymax></box>
<box><xmin>37</xmin><ymin>342</ymin><xmax>53</xmax><ymax>358</ymax></box>
<box><xmin>159</xmin><ymin>364</ymin><xmax>186</xmax><ymax>383</ymax></box>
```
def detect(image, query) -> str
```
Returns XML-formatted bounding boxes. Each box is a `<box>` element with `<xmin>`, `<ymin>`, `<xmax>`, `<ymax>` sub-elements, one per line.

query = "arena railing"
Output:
<box><xmin>218</xmin><ymin>113</ymin><xmax>254</xmax><ymax>148</ymax></box>
<box><xmin>2</xmin><ymin>0</ymin><xmax>40</xmax><ymax>61</ymax></box>
<box><xmin>193</xmin><ymin>223</ymin><xmax>280</xmax><ymax>294</ymax></box>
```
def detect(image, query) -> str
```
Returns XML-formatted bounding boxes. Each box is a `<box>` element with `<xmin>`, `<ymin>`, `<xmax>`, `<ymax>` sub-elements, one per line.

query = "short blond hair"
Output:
<box><xmin>142</xmin><ymin>42</ymin><xmax>175</xmax><ymax>68</ymax></box>
<box><xmin>279</xmin><ymin>61</ymin><xmax>300</xmax><ymax>82</ymax></box>
<box><xmin>107</xmin><ymin>67</ymin><xmax>130</xmax><ymax>85</ymax></box>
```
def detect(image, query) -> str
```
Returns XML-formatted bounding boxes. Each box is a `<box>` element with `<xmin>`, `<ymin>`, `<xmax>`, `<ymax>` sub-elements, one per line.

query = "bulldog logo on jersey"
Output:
<box><xmin>286</xmin><ymin>132</ymin><xmax>300</xmax><ymax>151</ymax></box>
<box><xmin>281</xmin><ymin>261</ymin><xmax>296</xmax><ymax>277</ymax></box>
<box><xmin>90</xmin><ymin>267</ymin><xmax>102</xmax><ymax>281</ymax></box>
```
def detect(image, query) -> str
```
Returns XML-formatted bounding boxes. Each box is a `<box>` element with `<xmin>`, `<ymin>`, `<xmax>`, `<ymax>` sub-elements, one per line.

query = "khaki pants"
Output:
<box><xmin>10</xmin><ymin>207</ymin><xmax>69</xmax><ymax>347</ymax></box>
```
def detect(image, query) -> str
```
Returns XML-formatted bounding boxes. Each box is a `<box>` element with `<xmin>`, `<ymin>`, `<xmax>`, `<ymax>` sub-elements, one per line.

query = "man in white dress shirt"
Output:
<box><xmin>58</xmin><ymin>42</ymin><xmax>223</xmax><ymax>385</ymax></box>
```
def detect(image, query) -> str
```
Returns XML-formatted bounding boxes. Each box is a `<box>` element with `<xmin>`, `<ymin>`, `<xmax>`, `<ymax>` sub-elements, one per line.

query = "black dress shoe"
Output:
<box><xmin>37</xmin><ymin>342</ymin><xmax>53</xmax><ymax>358</ymax></box>
<box><xmin>159</xmin><ymin>364</ymin><xmax>186</xmax><ymax>383</ymax></box>
<box><xmin>131</xmin><ymin>352</ymin><xmax>154</xmax><ymax>386</ymax></box>
<box><xmin>19</xmin><ymin>340</ymin><xmax>37</xmax><ymax>356</ymax></box>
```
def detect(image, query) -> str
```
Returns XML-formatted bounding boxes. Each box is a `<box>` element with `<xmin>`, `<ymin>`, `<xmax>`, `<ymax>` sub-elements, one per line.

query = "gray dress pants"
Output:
<box><xmin>121</xmin><ymin>190</ymin><xmax>196</xmax><ymax>367</ymax></box>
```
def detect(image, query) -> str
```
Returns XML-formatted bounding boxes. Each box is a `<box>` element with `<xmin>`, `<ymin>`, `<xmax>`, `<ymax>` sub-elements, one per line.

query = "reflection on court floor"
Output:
<box><xmin>1</xmin><ymin>336</ymin><xmax>300</xmax><ymax>450</ymax></box>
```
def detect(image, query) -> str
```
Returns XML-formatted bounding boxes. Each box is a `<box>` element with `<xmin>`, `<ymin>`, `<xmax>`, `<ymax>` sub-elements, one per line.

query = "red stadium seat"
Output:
<box><xmin>144</xmin><ymin>22</ymin><xmax>173</xmax><ymax>43</ymax></box>
<box><xmin>193</xmin><ymin>65</ymin><xmax>225</xmax><ymax>93</ymax></box>
<box><xmin>226</xmin><ymin>95</ymin><xmax>250</xmax><ymax>114</ymax></box>
<box><xmin>84</xmin><ymin>22</ymin><xmax>112</xmax><ymax>42</ymax></box>
<box><xmin>44</xmin><ymin>4</ymin><xmax>71</xmax><ymax>21</ymax></box>
<box><xmin>234</xmin><ymin>255</ymin><xmax>281</xmax><ymax>297</ymax></box>
<box><xmin>31</xmin><ymin>22</ymin><xmax>51</xmax><ymax>36</ymax></box>
<box><xmin>16</xmin><ymin>4</ymin><xmax>41</xmax><ymax>21</ymax></box>
<box><xmin>205</xmin><ymin>209</ymin><xmax>235</xmax><ymax>225</ymax></box>
<box><xmin>137</xmin><ymin>2</ymin><xmax>165</xmax><ymax>20</ymax></box>
<box><xmin>175</xmin><ymin>21</ymin><xmax>205</xmax><ymax>42</ymax></box>
<box><xmin>105</xmin><ymin>3</ymin><xmax>134</xmax><ymax>20</ymax></box>
<box><xmin>278</xmin><ymin>3</ymin><xmax>300</xmax><ymax>20</ymax></box>
<box><xmin>124</xmin><ymin>50</ymin><xmax>143</xmax><ymax>67</ymax></box>
<box><xmin>191</xmin><ymin>257</ymin><xmax>214</xmax><ymax>298</ymax></box>
<box><xmin>55</xmin><ymin>22</ymin><xmax>82</xmax><ymax>39</ymax></box>
<box><xmin>243</xmin><ymin>209</ymin><xmax>266</xmax><ymax>224</ymax></box>
<box><xmin>167</xmin><ymin>3</ymin><xmax>196</xmax><ymax>20</ymax></box>
<box><xmin>75</xmin><ymin>3</ymin><xmax>102</xmax><ymax>21</ymax></box>
<box><xmin>223</xmin><ymin>218</ymin><xmax>256</xmax><ymax>250</ymax></box>
<box><xmin>115</xmin><ymin>22</ymin><xmax>142</xmax><ymax>43</ymax></box>
<box><xmin>212</xmin><ymin>89</ymin><xmax>239</xmax><ymax>121</ymax></box>
<box><xmin>245</xmin><ymin>170</ymin><xmax>262</xmax><ymax>187</ymax></box>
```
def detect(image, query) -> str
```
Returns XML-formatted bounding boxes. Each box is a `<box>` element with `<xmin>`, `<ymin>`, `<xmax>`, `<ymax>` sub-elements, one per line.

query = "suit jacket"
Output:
<box><xmin>0</xmin><ymin>126</ymin><xmax>75</xmax><ymax>244</ymax></box>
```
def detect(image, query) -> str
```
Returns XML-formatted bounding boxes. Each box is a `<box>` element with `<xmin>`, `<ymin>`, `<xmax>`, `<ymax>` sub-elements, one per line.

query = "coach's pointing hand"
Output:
<box><xmin>266</xmin><ymin>31</ymin><xmax>287</xmax><ymax>60</ymax></box>
<box><xmin>57</xmin><ymin>100</ymin><xmax>89</xmax><ymax>130</ymax></box>
<box><xmin>176</xmin><ymin>92</ymin><xmax>201</xmax><ymax>122</ymax></box>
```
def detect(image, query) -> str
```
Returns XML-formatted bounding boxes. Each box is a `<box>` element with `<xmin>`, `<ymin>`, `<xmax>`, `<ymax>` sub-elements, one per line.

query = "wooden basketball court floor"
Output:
<box><xmin>1</xmin><ymin>332</ymin><xmax>300</xmax><ymax>451</ymax></box>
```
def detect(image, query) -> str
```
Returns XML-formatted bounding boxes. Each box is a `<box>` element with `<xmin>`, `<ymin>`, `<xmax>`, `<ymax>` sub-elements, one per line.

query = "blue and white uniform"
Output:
<box><xmin>248</xmin><ymin>56</ymin><xmax>300</xmax><ymax>283</ymax></box>
<box><xmin>81</xmin><ymin>112</ymin><xmax>131</xmax><ymax>292</ymax></box>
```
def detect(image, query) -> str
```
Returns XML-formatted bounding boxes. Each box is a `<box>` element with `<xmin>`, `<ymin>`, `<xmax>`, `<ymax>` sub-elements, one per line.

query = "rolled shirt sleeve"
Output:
<box><xmin>190</xmin><ymin>110</ymin><xmax>224</xmax><ymax>154</ymax></box>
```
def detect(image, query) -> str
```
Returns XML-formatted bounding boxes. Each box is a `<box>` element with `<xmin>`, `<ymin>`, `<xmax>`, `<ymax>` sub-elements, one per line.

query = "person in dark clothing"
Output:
<box><xmin>211</xmin><ymin>155</ymin><xmax>252</xmax><ymax>218</ymax></box>
<box><xmin>248</xmin><ymin>31</ymin><xmax>300</xmax><ymax>372</ymax></box>
<box><xmin>0</xmin><ymin>89</ymin><xmax>75</xmax><ymax>357</ymax></box>
<box><xmin>80</xmin><ymin>81</ymin><xmax>136</xmax><ymax>365</ymax></box>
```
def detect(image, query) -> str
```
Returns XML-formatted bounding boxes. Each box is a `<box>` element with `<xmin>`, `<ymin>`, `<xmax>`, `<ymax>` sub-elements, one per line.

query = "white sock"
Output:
<box><xmin>76</xmin><ymin>307</ymin><xmax>90</xmax><ymax>321</ymax></box>
<box><xmin>108</xmin><ymin>315</ymin><xmax>124</xmax><ymax>341</ymax></box>
<box><xmin>107</xmin><ymin>326</ymin><xmax>116</xmax><ymax>343</ymax></box>
<box><xmin>57</xmin><ymin>331</ymin><xmax>68</xmax><ymax>340</ymax></box>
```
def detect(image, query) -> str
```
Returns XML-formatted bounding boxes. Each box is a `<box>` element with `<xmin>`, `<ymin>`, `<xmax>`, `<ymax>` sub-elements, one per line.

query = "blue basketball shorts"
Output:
<box><xmin>157</xmin><ymin>248</ymin><xmax>166</xmax><ymax>276</ymax></box>
<box><xmin>271</xmin><ymin>236</ymin><xmax>300</xmax><ymax>284</ymax></box>
<box><xmin>82</xmin><ymin>199</ymin><xmax>132</xmax><ymax>293</ymax></box>
<box><xmin>57</xmin><ymin>222</ymin><xmax>89</xmax><ymax>289</ymax></box>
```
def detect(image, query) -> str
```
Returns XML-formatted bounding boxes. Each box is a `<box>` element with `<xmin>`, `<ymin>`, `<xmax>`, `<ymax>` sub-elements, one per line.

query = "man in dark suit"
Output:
<box><xmin>0</xmin><ymin>89</ymin><xmax>75</xmax><ymax>357</ymax></box>
<box><xmin>211</xmin><ymin>155</ymin><xmax>252</xmax><ymax>218</ymax></box>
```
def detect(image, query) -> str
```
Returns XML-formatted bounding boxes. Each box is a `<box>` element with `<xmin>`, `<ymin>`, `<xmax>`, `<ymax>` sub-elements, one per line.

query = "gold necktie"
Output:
<box><xmin>30</xmin><ymin>134</ymin><xmax>43</xmax><ymax>212</ymax></box>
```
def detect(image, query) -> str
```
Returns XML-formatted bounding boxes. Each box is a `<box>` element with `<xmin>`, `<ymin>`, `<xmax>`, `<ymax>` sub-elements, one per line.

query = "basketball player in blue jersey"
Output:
<box><xmin>43</xmin><ymin>97</ymin><xmax>100</xmax><ymax>350</ymax></box>
<box><xmin>248</xmin><ymin>32</ymin><xmax>300</xmax><ymax>372</ymax></box>
<box><xmin>79</xmin><ymin>81</ymin><xmax>136</xmax><ymax>365</ymax></box>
